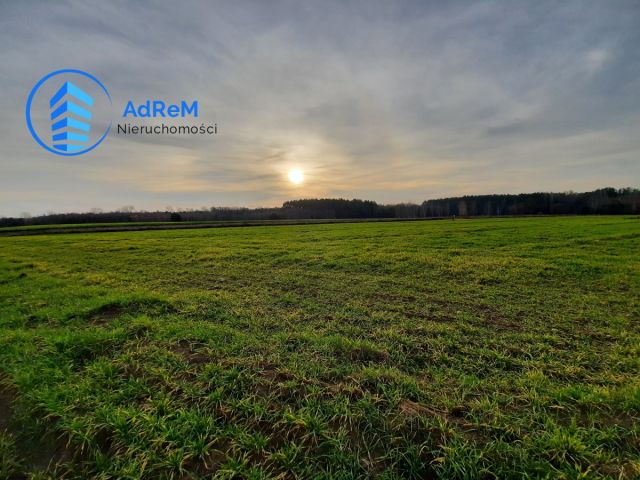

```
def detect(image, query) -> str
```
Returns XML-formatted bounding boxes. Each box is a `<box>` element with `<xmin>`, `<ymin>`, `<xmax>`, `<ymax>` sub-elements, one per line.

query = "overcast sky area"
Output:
<box><xmin>1</xmin><ymin>1</ymin><xmax>639</xmax><ymax>217</ymax></box>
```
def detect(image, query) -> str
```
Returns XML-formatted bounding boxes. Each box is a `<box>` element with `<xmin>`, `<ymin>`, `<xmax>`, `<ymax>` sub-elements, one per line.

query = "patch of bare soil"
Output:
<box><xmin>88</xmin><ymin>303</ymin><xmax>126</xmax><ymax>324</ymax></box>
<box><xmin>0</xmin><ymin>378</ymin><xmax>74</xmax><ymax>476</ymax></box>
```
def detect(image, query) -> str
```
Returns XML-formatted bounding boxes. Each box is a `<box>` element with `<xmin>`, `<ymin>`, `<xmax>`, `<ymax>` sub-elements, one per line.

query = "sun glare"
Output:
<box><xmin>288</xmin><ymin>168</ymin><xmax>304</xmax><ymax>185</ymax></box>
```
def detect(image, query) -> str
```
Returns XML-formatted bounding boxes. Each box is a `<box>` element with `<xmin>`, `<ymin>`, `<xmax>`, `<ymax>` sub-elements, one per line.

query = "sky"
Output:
<box><xmin>1</xmin><ymin>0</ymin><xmax>639</xmax><ymax>217</ymax></box>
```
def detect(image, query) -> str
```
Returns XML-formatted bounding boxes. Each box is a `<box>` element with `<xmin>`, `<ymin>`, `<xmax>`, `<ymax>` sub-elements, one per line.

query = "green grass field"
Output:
<box><xmin>0</xmin><ymin>217</ymin><xmax>638</xmax><ymax>479</ymax></box>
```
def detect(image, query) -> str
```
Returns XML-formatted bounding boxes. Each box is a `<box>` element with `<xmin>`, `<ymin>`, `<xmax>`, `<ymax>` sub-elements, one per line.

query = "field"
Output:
<box><xmin>0</xmin><ymin>216</ymin><xmax>638</xmax><ymax>479</ymax></box>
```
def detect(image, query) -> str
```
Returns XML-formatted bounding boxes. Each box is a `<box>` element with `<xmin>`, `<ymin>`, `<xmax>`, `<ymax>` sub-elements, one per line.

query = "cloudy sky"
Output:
<box><xmin>1</xmin><ymin>1</ymin><xmax>639</xmax><ymax>217</ymax></box>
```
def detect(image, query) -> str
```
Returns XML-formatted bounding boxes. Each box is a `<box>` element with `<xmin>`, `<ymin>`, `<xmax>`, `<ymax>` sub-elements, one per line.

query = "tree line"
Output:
<box><xmin>1</xmin><ymin>187</ymin><xmax>638</xmax><ymax>227</ymax></box>
<box><xmin>422</xmin><ymin>187</ymin><xmax>639</xmax><ymax>217</ymax></box>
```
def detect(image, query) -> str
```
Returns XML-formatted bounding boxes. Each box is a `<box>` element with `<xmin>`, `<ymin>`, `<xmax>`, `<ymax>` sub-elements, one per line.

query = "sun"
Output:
<box><xmin>288</xmin><ymin>168</ymin><xmax>304</xmax><ymax>185</ymax></box>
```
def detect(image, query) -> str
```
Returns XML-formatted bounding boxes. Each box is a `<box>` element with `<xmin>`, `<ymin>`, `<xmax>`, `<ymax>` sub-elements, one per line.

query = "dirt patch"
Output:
<box><xmin>89</xmin><ymin>304</ymin><xmax>126</xmax><ymax>324</ymax></box>
<box><xmin>395</xmin><ymin>399</ymin><xmax>486</xmax><ymax>444</ymax></box>
<box><xmin>326</xmin><ymin>382</ymin><xmax>366</xmax><ymax>401</ymax></box>
<box><xmin>0</xmin><ymin>379</ymin><xmax>74</xmax><ymax>475</ymax></box>
<box><xmin>172</xmin><ymin>340</ymin><xmax>211</xmax><ymax>366</ymax></box>
<box><xmin>174</xmin><ymin>340</ymin><xmax>212</xmax><ymax>365</ymax></box>
<box><xmin>22</xmin><ymin>433</ymin><xmax>73</xmax><ymax>474</ymax></box>
<box><xmin>398</xmin><ymin>399</ymin><xmax>440</xmax><ymax>418</ymax></box>
<box><xmin>256</xmin><ymin>361</ymin><xmax>295</xmax><ymax>382</ymax></box>
<box><xmin>182</xmin><ymin>438</ymin><xmax>234</xmax><ymax>478</ymax></box>
<box><xmin>250</xmin><ymin>362</ymin><xmax>319</xmax><ymax>404</ymax></box>
<box><xmin>0</xmin><ymin>380</ymin><xmax>17</xmax><ymax>433</ymax></box>
<box><xmin>85</xmin><ymin>299</ymin><xmax>177</xmax><ymax>325</ymax></box>
<box><xmin>448</xmin><ymin>405</ymin><xmax>468</xmax><ymax>418</ymax></box>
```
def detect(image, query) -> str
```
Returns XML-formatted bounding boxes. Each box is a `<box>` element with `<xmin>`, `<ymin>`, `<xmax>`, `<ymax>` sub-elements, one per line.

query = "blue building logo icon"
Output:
<box><xmin>26</xmin><ymin>69</ymin><xmax>111</xmax><ymax>156</ymax></box>
<box><xmin>50</xmin><ymin>81</ymin><xmax>93</xmax><ymax>152</ymax></box>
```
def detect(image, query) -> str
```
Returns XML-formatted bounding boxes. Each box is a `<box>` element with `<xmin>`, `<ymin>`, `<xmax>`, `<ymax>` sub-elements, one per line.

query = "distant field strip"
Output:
<box><xmin>0</xmin><ymin>217</ymin><xmax>443</xmax><ymax>236</ymax></box>
<box><xmin>0</xmin><ymin>217</ymin><xmax>638</xmax><ymax>479</ymax></box>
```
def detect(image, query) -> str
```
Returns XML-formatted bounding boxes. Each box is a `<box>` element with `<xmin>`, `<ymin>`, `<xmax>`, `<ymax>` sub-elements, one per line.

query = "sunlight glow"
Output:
<box><xmin>288</xmin><ymin>168</ymin><xmax>304</xmax><ymax>185</ymax></box>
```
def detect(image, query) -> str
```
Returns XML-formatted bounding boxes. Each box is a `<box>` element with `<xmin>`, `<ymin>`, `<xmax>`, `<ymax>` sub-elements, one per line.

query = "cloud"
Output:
<box><xmin>0</xmin><ymin>0</ymin><xmax>639</xmax><ymax>216</ymax></box>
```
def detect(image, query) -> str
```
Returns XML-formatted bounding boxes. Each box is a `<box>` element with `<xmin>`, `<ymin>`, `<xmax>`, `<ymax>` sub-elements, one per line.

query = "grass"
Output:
<box><xmin>0</xmin><ymin>216</ymin><xmax>638</xmax><ymax>479</ymax></box>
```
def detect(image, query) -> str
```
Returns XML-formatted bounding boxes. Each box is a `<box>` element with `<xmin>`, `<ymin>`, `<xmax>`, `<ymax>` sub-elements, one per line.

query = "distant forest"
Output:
<box><xmin>1</xmin><ymin>187</ymin><xmax>638</xmax><ymax>227</ymax></box>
